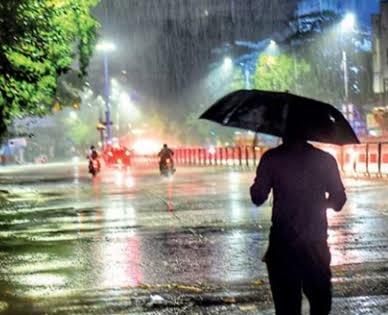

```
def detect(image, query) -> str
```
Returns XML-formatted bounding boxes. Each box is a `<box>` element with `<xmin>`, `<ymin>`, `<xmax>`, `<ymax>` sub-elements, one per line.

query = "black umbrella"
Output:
<box><xmin>199</xmin><ymin>90</ymin><xmax>360</xmax><ymax>145</ymax></box>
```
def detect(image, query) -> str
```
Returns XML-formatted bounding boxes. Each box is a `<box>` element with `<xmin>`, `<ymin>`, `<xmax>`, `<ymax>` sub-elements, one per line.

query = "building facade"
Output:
<box><xmin>297</xmin><ymin>0</ymin><xmax>343</xmax><ymax>15</ymax></box>
<box><xmin>297</xmin><ymin>0</ymin><xmax>379</xmax><ymax>25</ymax></box>
<box><xmin>372</xmin><ymin>1</ymin><xmax>388</xmax><ymax>105</ymax></box>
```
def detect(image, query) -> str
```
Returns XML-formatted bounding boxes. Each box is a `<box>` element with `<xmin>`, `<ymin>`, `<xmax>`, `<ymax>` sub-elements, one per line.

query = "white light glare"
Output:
<box><xmin>69</xmin><ymin>111</ymin><xmax>78</xmax><ymax>120</ymax></box>
<box><xmin>341</xmin><ymin>13</ymin><xmax>355</xmax><ymax>31</ymax></box>
<box><xmin>223</xmin><ymin>57</ymin><xmax>233</xmax><ymax>69</ymax></box>
<box><xmin>96</xmin><ymin>42</ymin><xmax>116</xmax><ymax>52</ymax></box>
<box><xmin>208</xmin><ymin>145</ymin><xmax>216</xmax><ymax>155</ymax></box>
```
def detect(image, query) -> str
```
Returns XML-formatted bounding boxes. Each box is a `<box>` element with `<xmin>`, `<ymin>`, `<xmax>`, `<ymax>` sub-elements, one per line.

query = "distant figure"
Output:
<box><xmin>158</xmin><ymin>144</ymin><xmax>174</xmax><ymax>171</ymax></box>
<box><xmin>87</xmin><ymin>145</ymin><xmax>100</xmax><ymax>176</ymax></box>
<box><xmin>158</xmin><ymin>144</ymin><xmax>173</xmax><ymax>162</ymax></box>
<box><xmin>250</xmin><ymin>134</ymin><xmax>346</xmax><ymax>315</ymax></box>
<box><xmin>88</xmin><ymin>145</ymin><xmax>98</xmax><ymax>160</ymax></box>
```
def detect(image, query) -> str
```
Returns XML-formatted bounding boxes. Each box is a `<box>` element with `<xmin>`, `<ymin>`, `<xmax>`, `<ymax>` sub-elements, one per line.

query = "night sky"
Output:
<box><xmin>88</xmin><ymin>0</ymin><xmax>380</xmax><ymax>116</ymax></box>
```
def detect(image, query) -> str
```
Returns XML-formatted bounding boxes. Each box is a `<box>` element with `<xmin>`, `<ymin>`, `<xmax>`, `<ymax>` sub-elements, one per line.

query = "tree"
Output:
<box><xmin>230</xmin><ymin>68</ymin><xmax>246</xmax><ymax>91</ymax></box>
<box><xmin>54</xmin><ymin>71</ymin><xmax>86</xmax><ymax>112</ymax></box>
<box><xmin>0</xmin><ymin>0</ymin><xmax>99</xmax><ymax>134</ymax></box>
<box><xmin>253</xmin><ymin>53</ymin><xmax>311</xmax><ymax>94</ymax></box>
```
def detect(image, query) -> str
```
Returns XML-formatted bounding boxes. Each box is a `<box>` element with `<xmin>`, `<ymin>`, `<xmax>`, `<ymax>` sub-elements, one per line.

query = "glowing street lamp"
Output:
<box><xmin>96</xmin><ymin>42</ymin><xmax>116</xmax><ymax>52</ymax></box>
<box><xmin>223</xmin><ymin>56</ymin><xmax>233</xmax><ymax>69</ymax></box>
<box><xmin>69</xmin><ymin>111</ymin><xmax>78</xmax><ymax>120</ymax></box>
<box><xmin>269</xmin><ymin>39</ymin><xmax>277</xmax><ymax>49</ymax></box>
<box><xmin>341</xmin><ymin>13</ymin><xmax>356</xmax><ymax>32</ymax></box>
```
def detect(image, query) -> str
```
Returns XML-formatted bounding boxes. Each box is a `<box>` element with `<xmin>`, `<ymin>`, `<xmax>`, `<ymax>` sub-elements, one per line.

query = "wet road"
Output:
<box><xmin>0</xmin><ymin>162</ymin><xmax>387</xmax><ymax>314</ymax></box>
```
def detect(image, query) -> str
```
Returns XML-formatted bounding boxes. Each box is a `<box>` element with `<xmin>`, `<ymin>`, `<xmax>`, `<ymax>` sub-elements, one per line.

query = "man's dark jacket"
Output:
<box><xmin>250</xmin><ymin>142</ymin><xmax>346</xmax><ymax>243</ymax></box>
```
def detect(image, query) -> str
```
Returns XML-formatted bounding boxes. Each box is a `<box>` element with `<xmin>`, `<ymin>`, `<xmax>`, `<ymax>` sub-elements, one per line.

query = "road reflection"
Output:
<box><xmin>166</xmin><ymin>180</ymin><xmax>174</xmax><ymax>212</ymax></box>
<box><xmin>328</xmin><ymin>199</ymin><xmax>388</xmax><ymax>266</ymax></box>
<box><xmin>0</xmin><ymin>166</ymin><xmax>387</xmax><ymax>312</ymax></box>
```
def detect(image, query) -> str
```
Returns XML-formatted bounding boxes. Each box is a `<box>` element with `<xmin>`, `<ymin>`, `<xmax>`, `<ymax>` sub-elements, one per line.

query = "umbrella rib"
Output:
<box><xmin>222</xmin><ymin>91</ymin><xmax>254</xmax><ymax>125</ymax></box>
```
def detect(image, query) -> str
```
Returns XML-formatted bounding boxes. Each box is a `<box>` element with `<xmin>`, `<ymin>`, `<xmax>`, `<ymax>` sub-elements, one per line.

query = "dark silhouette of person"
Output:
<box><xmin>250</xmin><ymin>131</ymin><xmax>346</xmax><ymax>315</ymax></box>
<box><xmin>158</xmin><ymin>144</ymin><xmax>174</xmax><ymax>171</ymax></box>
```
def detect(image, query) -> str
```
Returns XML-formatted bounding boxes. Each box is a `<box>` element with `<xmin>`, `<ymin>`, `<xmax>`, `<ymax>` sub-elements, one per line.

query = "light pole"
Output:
<box><xmin>223</xmin><ymin>56</ymin><xmax>251</xmax><ymax>89</ymax></box>
<box><xmin>339</xmin><ymin>13</ymin><xmax>356</xmax><ymax>132</ymax></box>
<box><xmin>244</xmin><ymin>64</ymin><xmax>251</xmax><ymax>89</ymax></box>
<box><xmin>96</xmin><ymin>41</ymin><xmax>116</xmax><ymax>144</ymax></box>
<box><xmin>238</xmin><ymin>61</ymin><xmax>253</xmax><ymax>90</ymax></box>
<box><xmin>340</xmin><ymin>13</ymin><xmax>355</xmax><ymax>103</ymax></box>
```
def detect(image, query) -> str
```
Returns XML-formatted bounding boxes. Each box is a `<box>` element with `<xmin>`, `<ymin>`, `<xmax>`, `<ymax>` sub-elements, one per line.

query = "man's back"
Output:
<box><xmin>250</xmin><ymin>142</ymin><xmax>346</xmax><ymax>243</ymax></box>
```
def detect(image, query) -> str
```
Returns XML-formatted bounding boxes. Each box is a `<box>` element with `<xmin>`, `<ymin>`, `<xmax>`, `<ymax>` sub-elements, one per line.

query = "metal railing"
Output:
<box><xmin>133</xmin><ymin>143</ymin><xmax>388</xmax><ymax>177</ymax></box>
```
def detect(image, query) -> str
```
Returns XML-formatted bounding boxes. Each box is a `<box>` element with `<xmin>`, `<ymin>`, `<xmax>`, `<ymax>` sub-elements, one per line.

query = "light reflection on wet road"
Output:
<box><xmin>0</xmin><ymin>163</ymin><xmax>387</xmax><ymax>314</ymax></box>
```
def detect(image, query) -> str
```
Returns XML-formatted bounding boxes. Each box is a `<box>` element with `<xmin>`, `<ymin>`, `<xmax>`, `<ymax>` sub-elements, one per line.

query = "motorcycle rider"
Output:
<box><xmin>158</xmin><ymin>144</ymin><xmax>174</xmax><ymax>173</ymax></box>
<box><xmin>87</xmin><ymin>145</ymin><xmax>100</xmax><ymax>173</ymax></box>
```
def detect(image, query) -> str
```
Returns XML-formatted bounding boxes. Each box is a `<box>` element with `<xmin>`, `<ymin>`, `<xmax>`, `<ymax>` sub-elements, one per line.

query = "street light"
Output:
<box><xmin>96</xmin><ymin>41</ymin><xmax>116</xmax><ymax>144</ymax></box>
<box><xmin>242</xmin><ymin>62</ymin><xmax>251</xmax><ymax>89</ymax></box>
<box><xmin>341</xmin><ymin>13</ymin><xmax>356</xmax><ymax>32</ymax></box>
<box><xmin>223</xmin><ymin>57</ymin><xmax>233</xmax><ymax>69</ymax></box>
<box><xmin>96</xmin><ymin>42</ymin><xmax>116</xmax><ymax>52</ymax></box>
<box><xmin>269</xmin><ymin>39</ymin><xmax>277</xmax><ymax>49</ymax></box>
<box><xmin>69</xmin><ymin>111</ymin><xmax>78</xmax><ymax>121</ymax></box>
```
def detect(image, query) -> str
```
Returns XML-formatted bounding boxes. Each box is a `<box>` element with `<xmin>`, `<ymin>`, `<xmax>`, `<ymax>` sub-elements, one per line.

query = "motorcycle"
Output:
<box><xmin>89</xmin><ymin>158</ymin><xmax>101</xmax><ymax>177</ymax></box>
<box><xmin>160</xmin><ymin>158</ymin><xmax>175</xmax><ymax>177</ymax></box>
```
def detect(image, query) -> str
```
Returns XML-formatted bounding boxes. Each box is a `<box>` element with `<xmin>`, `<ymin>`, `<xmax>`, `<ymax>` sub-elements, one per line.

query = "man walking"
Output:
<box><xmin>250</xmin><ymin>134</ymin><xmax>346</xmax><ymax>315</ymax></box>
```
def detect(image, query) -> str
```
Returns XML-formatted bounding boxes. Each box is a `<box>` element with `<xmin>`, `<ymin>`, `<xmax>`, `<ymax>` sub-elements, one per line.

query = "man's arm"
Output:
<box><xmin>250</xmin><ymin>152</ymin><xmax>272</xmax><ymax>206</ymax></box>
<box><xmin>326</xmin><ymin>155</ymin><xmax>347</xmax><ymax>212</ymax></box>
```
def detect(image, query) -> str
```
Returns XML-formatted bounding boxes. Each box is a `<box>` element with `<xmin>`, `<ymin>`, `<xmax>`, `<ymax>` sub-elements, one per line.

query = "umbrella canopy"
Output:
<box><xmin>200</xmin><ymin>90</ymin><xmax>360</xmax><ymax>145</ymax></box>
